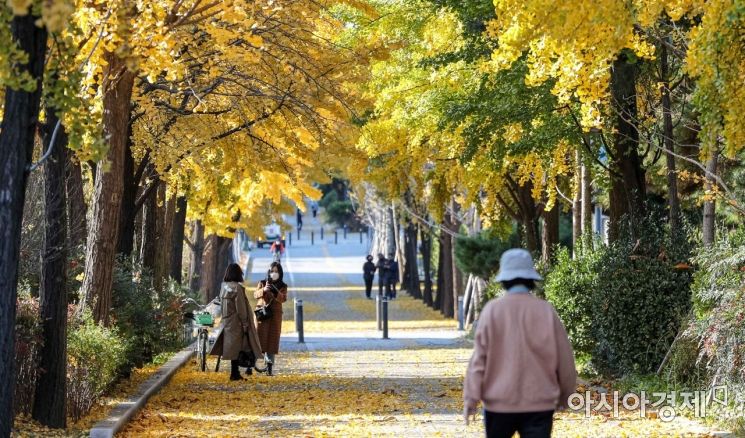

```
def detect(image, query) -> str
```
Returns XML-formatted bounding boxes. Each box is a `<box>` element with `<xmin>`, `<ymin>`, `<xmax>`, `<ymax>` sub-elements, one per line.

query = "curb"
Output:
<box><xmin>89</xmin><ymin>345</ymin><xmax>195</xmax><ymax>438</ymax></box>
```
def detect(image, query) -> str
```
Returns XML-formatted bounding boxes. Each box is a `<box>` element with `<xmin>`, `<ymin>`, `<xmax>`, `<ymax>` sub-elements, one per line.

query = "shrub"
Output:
<box><xmin>13</xmin><ymin>287</ymin><xmax>42</xmax><ymax>416</ymax></box>
<box><xmin>319</xmin><ymin>189</ymin><xmax>339</xmax><ymax>208</ymax></box>
<box><xmin>325</xmin><ymin>199</ymin><xmax>364</xmax><ymax>230</ymax></box>
<box><xmin>111</xmin><ymin>263</ymin><xmax>160</xmax><ymax>369</ymax></box>
<box><xmin>454</xmin><ymin>232</ymin><xmax>511</xmax><ymax>280</ymax></box>
<box><xmin>590</xmin><ymin>210</ymin><xmax>693</xmax><ymax>376</ymax></box>
<box><xmin>676</xmin><ymin>229</ymin><xmax>745</xmax><ymax>426</ymax></box>
<box><xmin>67</xmin><ymin>311</ymin><xmax>127</xmax><ymax>421</ymax></box>
<box><xmin>544</xmin><ymin>247</ymin><xmax>602</xmax><ymax>359</ymax></box>
<box><xmin>111</xmin><ymin>261</ymin><xmax>193</xmax><ymax>369</ymax></box>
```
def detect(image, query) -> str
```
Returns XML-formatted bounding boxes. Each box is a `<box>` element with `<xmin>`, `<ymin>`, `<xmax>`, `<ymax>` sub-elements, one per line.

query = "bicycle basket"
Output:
<box><xmin>195</xmin><ymin>312</ymin><xmax>214</xmax><ymax>326</ymax></box>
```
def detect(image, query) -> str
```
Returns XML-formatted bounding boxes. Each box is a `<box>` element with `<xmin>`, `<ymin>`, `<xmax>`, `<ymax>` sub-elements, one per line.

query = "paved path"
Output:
<box><xmin>120</xmin><ymin>211</ymin><xmax>722</xmax><ymax>437</ymax></box>
<box><xmin>120</xmin><ymin>211</ymin><xmax>477</xmax><ymax>437</ymax></box>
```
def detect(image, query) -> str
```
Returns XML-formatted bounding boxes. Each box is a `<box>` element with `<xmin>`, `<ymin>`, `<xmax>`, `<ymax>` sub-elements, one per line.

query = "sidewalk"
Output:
<box><xmin>118</xmin><ymin>212</ymin><xmax>721</xmax><ymax>437</ymax></box>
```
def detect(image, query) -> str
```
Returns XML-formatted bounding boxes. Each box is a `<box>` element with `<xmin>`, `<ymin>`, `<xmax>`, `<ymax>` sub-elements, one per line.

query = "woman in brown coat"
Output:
<box><xmin>254</xmin><ymin>261</ymin><xmax>288</xmax><ymax>375</ymax></box>
<box><xmin>215</xmin><ymin>264</ymin><xmax>262</xmax><ymax>381</ymax></box>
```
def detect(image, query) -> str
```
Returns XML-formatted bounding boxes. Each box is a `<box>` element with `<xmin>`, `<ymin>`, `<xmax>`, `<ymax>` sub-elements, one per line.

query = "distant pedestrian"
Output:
<box><xmin>376</xmin><ymin>253</ymin><xmax>386</xmax><ymax>297</ymax></box>
<box><xmin>463</xmin><ymin>249</ymin><xmax>577</xmax><ymax>437</ymax></box>
<box><xmin>212</xmin><ymin>263</ymin><xmax>262</xmax><ymax>381</ymax></box>
<box><xmin>254</xmin><ymin>261</ymin><xmax>288</xmax><ymax>376</ymax></box>
<box><xmin>389</xmin><ymin>255</ymin><xmax>399</xmax><ymax>299</ymax></box>
<box><xmin>363</xmin><ymin>255</ymin><xmax>376</xmax><ymax>299</ymax></box>
<box><xmin>384</xmin><ymin>253</ymin><xmax>399</xmax><ymax>299</ymax></box>
<box><xmin>270</xmin><ymin>238</ymin><xmax>284</xmax><ymax>262</ymax></box>
<box><xmin>311</xmin><ymin>201</ymin><xmax>318</xmax><ymax>218</ymax></box>
<box><xmin>296</xmin><ymin>209</ymin><xmax>303</xmax><ymax>231</ymax></box>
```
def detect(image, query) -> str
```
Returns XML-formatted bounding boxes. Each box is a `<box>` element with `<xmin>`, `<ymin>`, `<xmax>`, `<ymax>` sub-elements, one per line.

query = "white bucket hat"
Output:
<box><xmin>495</xmin><ymin>249</ymin><xmax>542</xmax><ymax>282</ymax></box>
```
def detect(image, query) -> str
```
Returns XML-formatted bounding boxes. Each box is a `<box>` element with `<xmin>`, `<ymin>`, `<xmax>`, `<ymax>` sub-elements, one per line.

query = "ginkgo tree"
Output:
<box><xmin>0</xmin><ymin>0</ymin><xmax>365</xmax><ymax>431</ymax></box>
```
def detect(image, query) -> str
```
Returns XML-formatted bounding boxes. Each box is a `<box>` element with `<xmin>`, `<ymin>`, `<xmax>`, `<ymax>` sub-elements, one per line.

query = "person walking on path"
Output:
<box><xmin>386</xmin><ymin>254</ymin><xmax>399</xmax><ymax>299</ymax></box>
<box><xmin>463</xmin><ymin>249</ymin><xmax>577</xmax><ymax>438</ymax></box>
<box><xmin>254</xmin><ymin>261</ymin><xmax>288</xmax><ymax>376</ymax></box>
<box><xmin>296</xmin><ymin>208</ymin><xmax>303</xmax><ymax>231</ymax></box>
<box><xmin>363</xmin><ymin>255</ymin><xmax>377</xmax><ymax>299</ymax></box>
<box><xmin>212</xmin><ymin>264</ymin><xmax>262</xmax><ymax>381</ymax></box>
<box><xmin>270</xmin><ymin>238</ymin><xmax>285</xmax><ymax>262</ymax></box>
<box><xmin>376</xmin><ymin>253</ymin><xmax>387</xmax><ymax>297</ymax></box>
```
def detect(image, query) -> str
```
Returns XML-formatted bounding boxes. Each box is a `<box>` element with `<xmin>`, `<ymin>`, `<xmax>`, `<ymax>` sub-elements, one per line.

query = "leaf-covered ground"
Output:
<box><xmin>119</xmin><ymin>291</ymin><xmax>719</xmax><ymax>437</ymax></box>
<box><xmin>13</xmin><ymin>227</ymin><xmax>725</xmax><ymax>437</ymax></box>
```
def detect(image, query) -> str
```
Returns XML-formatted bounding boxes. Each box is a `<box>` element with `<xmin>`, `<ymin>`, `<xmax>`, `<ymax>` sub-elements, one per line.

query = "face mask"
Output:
<box><xmin>270</xmin><ymin>272</ymin><xmax>280</xmax><ymax>281</ymax></box>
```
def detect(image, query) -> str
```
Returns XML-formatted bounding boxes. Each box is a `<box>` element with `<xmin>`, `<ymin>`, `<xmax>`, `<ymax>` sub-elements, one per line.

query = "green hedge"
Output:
<box><xmin>544</xmin><ymin>247</ymin><xmax>601</xmax><ymax>360</ymax></box>
<box><xmin>544</xmin><ymin>209</ymin><xmax>693</xmax><ymax>376</ymax></box>
<box><xmin>67</xmin><ymin>311</ymin><xmax>127</xmax><ymax>420</ymax></box>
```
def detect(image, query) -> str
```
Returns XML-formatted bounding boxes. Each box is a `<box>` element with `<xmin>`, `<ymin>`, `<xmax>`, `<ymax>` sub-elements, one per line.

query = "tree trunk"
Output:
<box><xmin>0</xmin><ymin>14</ymin><xmax>47</xmax><ymax>436</ymax></box>
<box><xmin>608</xmin><ymin>56</ymin><xmax>646</xmax><ymax>242</ymax></box>
<box><xmin>440</xmin><ymin>212</ymin><xmax>455</xmax><ymax>318</ymax></box>
<box><xmin>449</xmin><ymin>200</ymin><xmax>463</xmax><ymax>318</ymax></box>
<box><xmin>581</xmin><ymin>160</ymin><xmax>592</xmax><ymax>245</ymax></box>
<box><xmin>65</xmin><ymin>155</ymin><xmax>87</xmax><ymax>250</ymax></box>
<box><xmin>170</xmin><ymin>196</ymin><xmax>187</xmax><ymax>283</ymax></box>
<box><xmin>32</xmin><ymin>110</ymin><xmax>68</xmax><ymax>428</ymax></box>
<box><xmin>434</xmin><ymin>233</ymin><xmax>444</xmax><ymax>311</ymax></box>
<box><xmin>515</xmin><ymin>181</ymin><xmax>540</xmax><ymax>252</ymax></box>
<box><xmin>116</xmin><ymin>135</ymin><xmax>137</xmax><ymax>256</ymax></box>
<box><xmin>140</xmin><ymin>178</ymin><xmax>158</xmax><ymax>277</ymax></box>
<box><xmin>572</xmin><ymin>151</ymin><xmax>582</xmax><ymax>257</ymax></box>
<box><xmin>420</xmin><ymin>227</ymin><xmax>434</xmax><ymax>307</ymax></box>
<box><xmin>391</xmin><ymin>203</ymin><xmax>405</xmax><ymax>282</ymax></box>
<box><xmin>702</xmin><ymin>151</ymin><xmax>718</xmax><ymax>246</ymax></box>
<box><xmin>81</xmin><ymin>52</ymin><xmax>135</xmax><ymax>325</ymax></box>
<box><xmin>189</xmin><ymin>221</ymin><xmax>205</xmax><ymax>293</ymax></box>
<box><xmin>200</xmin><ymin>235</ymin><xmax>232</xmax><ymax>302</ymax></box>
<box><xmin>154</xmin><ymin>183</ymin><xmax>172</xmax><ymax>288</ymax></box>
<box><xmin>661</xmin><ymin>40</ymin><xmax>680</xmax><ymax>233</ymax></box>
<box><xmin>200</xmin><ymin>235</ymin><xmax>218</xmax><ymax>303</ymax></box>
<box><xmin>403</xmin><ymin>221</ymin><xmax>421</xmax><ymax>298</ymax></box>
<box><xmin>387</xmin><ymin>205</ymin><xmax>397</xmax><ymax>258</ymax></box>
<box><xmin>541</xmin><ymin>202</ymin><xmax>560</xmax><ymax>264</ymax></box>
<box><xmin>215</xmin><ymin>237</ymin><xmax>232</xmax><ymax>294</ymax></box>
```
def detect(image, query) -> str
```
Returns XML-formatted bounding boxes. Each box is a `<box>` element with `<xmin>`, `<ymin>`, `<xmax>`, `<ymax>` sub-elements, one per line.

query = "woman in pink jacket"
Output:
<box><xmin>463</xmin><ymin>249</ymin><xmax>577</xmax><ymax>438</ymax></box>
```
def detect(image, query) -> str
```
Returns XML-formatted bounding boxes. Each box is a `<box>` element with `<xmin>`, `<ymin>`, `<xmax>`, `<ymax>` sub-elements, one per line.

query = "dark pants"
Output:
<box><xmin>484</xmin><ymin>410</ymin><xmax>553</xmax><ymax>438</ymax></box>
<box><xmin>378</xmin><ymin>280</ymin><xmax>384</xmax><ymax>296</ymax></box>
<box><xmin>385</xmin><ymin>281</ymin><xmax>397</xmax><ymax>299</ymax></box>
<box><xmin>364</xmin><ymin>276</ymin><xmax>373</xmax><ymax>298</ymax></box>
<box><xmin>230</xmin><ymin>360</ymin><xmax>240</xmax><ymax>378</ymax></box>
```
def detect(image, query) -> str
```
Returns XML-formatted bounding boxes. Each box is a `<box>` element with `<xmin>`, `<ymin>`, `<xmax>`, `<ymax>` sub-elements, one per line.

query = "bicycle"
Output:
<box><xmin>183</xmin><ymin>298</ymin><xmax>218</xmax><ymax>372</ymax></box>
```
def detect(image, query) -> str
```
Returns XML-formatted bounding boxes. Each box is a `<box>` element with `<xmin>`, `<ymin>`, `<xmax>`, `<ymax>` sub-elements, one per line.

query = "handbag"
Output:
<box><xmin>254</xmin><ymin>284</ymin><xmax>275</xmax><ymax>321</ymax></box>
<box><xmin>254</xmin><ymin>303</ymin><xmax>273</xmax><ymax>321</ymax></box>
<box><xmin>237</xmin><ymin>349</ymin><xmax>257</xmax><ymax>368</ymax></box>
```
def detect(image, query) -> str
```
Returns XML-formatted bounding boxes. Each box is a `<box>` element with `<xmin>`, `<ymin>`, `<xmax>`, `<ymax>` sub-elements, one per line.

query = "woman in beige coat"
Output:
<box><xmin>254</xmin><ymin>261</ymin><xmax>288</xmax><ymax>376</ymax></box>
<box><xmin>214</xmin><ymin>263</ymin><xmax>262</xmax><ymax>381</ymax></box>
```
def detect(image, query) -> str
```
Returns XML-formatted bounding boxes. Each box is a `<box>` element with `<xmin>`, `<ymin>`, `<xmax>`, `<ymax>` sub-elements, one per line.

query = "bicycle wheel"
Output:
<box><xmin>199</xmin><ymin>331</ymin><xmax>208</xmax><ymax>372</ymax></box>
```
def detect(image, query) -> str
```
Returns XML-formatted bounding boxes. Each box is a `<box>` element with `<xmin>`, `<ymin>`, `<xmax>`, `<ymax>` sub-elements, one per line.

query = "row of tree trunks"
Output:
<box><xmin>0</xmin><ymin>13</ymin><xmax>48</xmax><ymax>436</ymax></box>
<box><xmin>81</xmin><ymin>51</ymin><xmax>135</xmax><ymax>326</ymax></box>
<box><xmin>32</xmin><ymin>110</ymin><xmax>68</xmax><ymax>428</ymax></box>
